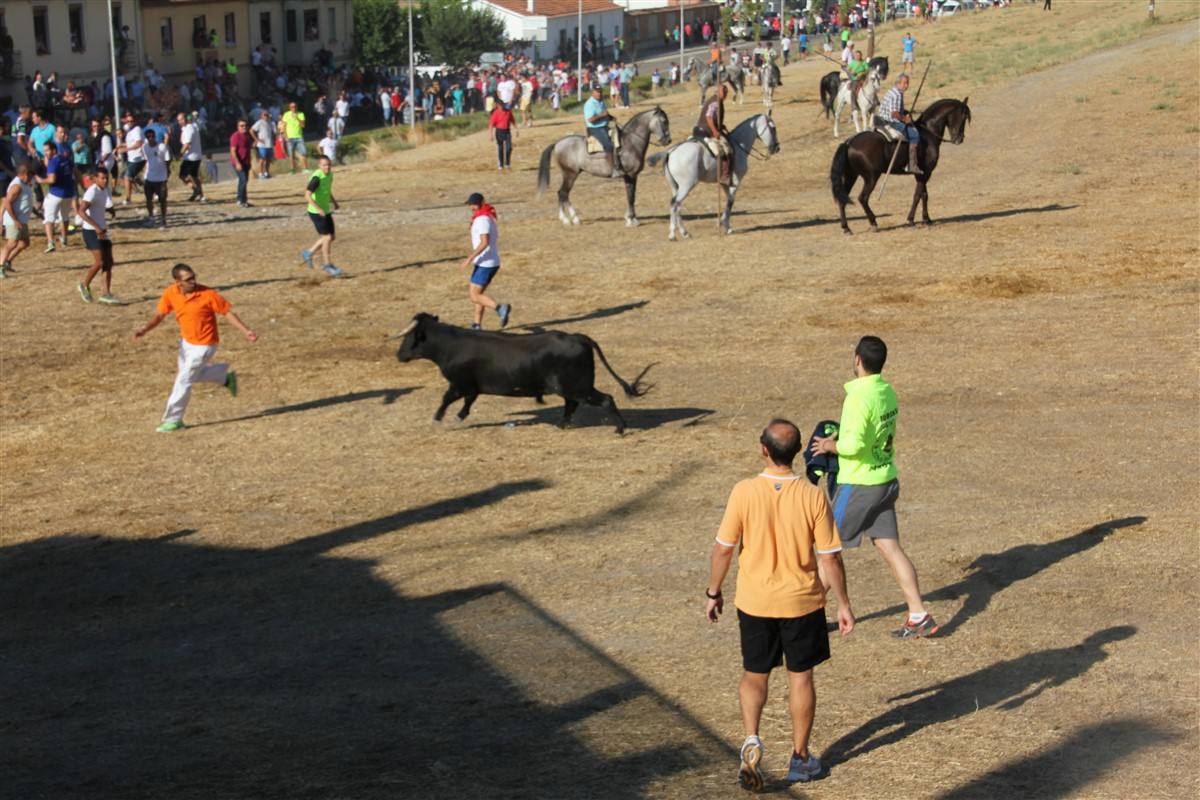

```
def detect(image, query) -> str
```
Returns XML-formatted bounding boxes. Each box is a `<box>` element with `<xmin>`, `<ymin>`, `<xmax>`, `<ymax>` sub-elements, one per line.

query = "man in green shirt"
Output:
<box><xmin>281</xmin><ymin>101</ymin><xmax>308</xmax><ymax>173</ymax></box>
<box><xmin>810</xmin><ymin>336</ymin><xmax>937</xmax><ymax>640</ymax></box>
<box><xmin>300</xmin><ymin>155</ymin><xmax>343</xmax><ymax>277</ymax></box>
<box><xmin>845</xmin><ymin>50</ymin><xmax>868</xmax><ymax>107</ymax></box>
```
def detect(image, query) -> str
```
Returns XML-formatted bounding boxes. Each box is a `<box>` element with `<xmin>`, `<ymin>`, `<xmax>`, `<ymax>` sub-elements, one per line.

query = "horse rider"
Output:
<box><xmin>766</xmin><ymin>45</ymin><xmax>782</xmax><ymax>86</ymax></box>
<box><xmin>583</xmin><ymin>84</ymin><xmax>619</xmax><ymax>174</ymax></box>
<box><xmin>876</xmin><ymin>73</ymin><xmax>923</xmax><ymax>175</ymax></box>
<box><xmin>709</xmin><ymin>42</ymin><xmax>722</xmax><ymax>83</ymax></box>
<box><xmin>697</xmin><ymin>83</ymin><xmax>732</xmax><ymax>185</ymax></box>
<box><xmin>846</xmin><ymin>49</ymin><xmax>868</xmax><ymax>107</ymax></box>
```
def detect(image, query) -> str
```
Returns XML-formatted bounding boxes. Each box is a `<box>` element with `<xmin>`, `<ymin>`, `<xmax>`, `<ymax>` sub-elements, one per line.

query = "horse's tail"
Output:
<box><xmin>820</xmin><ymin>77</ymin><xmax>835</xmax><ymax>118</ymax></box>
<box><xmin>536</xmin><ymin>142</ymin><xmax>555</xmax><ymax>196</ymax></box>
<box><xmin>589</xmin><ymin>338</ymin><xmax>654</xmax><ymax>399</ymax></box>
<box><xmin>646</xmin><ymin>151</ymin><xmax>667</xmax><ymax>169</ymax></box>
<box><xmin>831</xmin><ymin>141</ymin><xmax>853</xmax><ymax>206</ymax></box>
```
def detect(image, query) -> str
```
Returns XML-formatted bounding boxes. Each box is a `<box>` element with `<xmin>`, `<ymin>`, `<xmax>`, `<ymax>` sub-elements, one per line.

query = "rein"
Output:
<box><xmin>729</xmin><ymin>118</ymin><xmax>774</xmax><ymax>161</ymax></box>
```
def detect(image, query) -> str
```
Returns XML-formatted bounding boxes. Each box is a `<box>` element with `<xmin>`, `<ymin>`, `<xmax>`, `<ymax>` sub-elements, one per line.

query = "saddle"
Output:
<box><xmin>702</xmin><ymin>137</ymin><xmax>732</xmax><ymax>158</ymax></box>
<box><xmin>874</xmin><ymin>121</ymin><xmax>904</xmax><ymax>141</ymax></box>
<box><xmin>585</xmin><ymin>122</ymin><xmax>621</xmax><ymax>155</ymax></box>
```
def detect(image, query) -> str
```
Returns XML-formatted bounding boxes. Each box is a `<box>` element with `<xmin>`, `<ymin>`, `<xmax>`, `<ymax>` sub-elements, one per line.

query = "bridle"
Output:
<box><xmin>730</xmin><ymin>116</ymin><xmax>777</xmax><ymax>161</ymax></box>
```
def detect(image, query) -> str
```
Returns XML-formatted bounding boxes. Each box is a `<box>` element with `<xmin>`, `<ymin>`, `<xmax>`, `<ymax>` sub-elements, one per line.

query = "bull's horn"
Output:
<box><xmin>390</xmin><ymin>319</ymin><xmax>419</xmax><ymax>340</ymax></box>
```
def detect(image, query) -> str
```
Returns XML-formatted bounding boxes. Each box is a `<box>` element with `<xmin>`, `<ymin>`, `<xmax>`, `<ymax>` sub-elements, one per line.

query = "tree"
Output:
<box><xmin>719</xmin><ymin>6</ymin><xmax>734</xmax><ymax>46</ymax></box>
<box><xmin>352</xmin><ymin>0</ymin><xmax>413</xmax><ymax>65</ymax></box>
<box><xmin>419</xmin><ymin>0</ymin><xmax>506</xmax><ymax>68</ymax></box>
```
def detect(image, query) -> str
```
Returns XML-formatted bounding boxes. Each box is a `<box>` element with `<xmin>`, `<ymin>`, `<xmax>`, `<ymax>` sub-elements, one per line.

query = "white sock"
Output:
<box><xmin>909</xmin><ymin>611</ymin><xmax>927</xmax><ymax>623</ymax></box>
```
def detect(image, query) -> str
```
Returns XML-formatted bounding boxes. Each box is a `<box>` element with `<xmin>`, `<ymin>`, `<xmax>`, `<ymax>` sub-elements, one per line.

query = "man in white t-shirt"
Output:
<box><xmin>250</xmin><ymin>111</ymin><xmax>275</xmax><ymax>179</ymax></box>
<box><xmin>318</xmin><ymin>131</ymin><xmax>338</xmax><ymax>163</ymax></box>
<box><xmin>77</xmin><ymin>169</ymin><xmax>119</xmax><ymax>304</ymax></box>
<box><xmin>140</xmin><ymin>128</ymin><xmax>172</xmax><ymax>227</ymax></box>
<box><xmin>335</xmin><ymin>91</ymin><xmax>350</xmax><ymax>122</ymax></box>
<box><xmin>496</xmin><ymin>73</ymin><xmax>517</xmax><ymax>109</ymax></box>
<box><xmin>177</xmin><ymin>112</ymin><xmax>206</xmax><ymax>201</ymax></box>
<box><xmin>462</xmin><ymin>192</ymin><xmax>511</xmax><ymax>330</ymax></box>
<box><xmin>122</xmin><ymin>112</ymin><xmax>145</xmax><ymax>205</ymax></box>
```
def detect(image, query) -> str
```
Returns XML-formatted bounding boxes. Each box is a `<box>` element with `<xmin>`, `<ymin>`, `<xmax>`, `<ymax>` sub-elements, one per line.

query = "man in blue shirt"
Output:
<box><xmin>28</xmin><ymin>110</ymin><xmax>56</xmax><ymax>164</ymax></box>
<box><xmin>583</xmin><ymin>85</ymin><xmax>617</xmax><ymax>173</ymax></box>
<box><xmin>36</xmin><ymin>141</ymin><xmax>75</xmax><ymax>252</ymax></box>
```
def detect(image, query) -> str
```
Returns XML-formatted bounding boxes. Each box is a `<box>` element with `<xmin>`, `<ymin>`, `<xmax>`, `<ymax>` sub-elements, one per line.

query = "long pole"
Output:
<box><xmin>577</xmin><ymin>0</ymin><xmax>582</xmax><ymax>100</ymax></box>
<box><xmin>105</xmin><ymin>0</ymin><xmax>121</xmax><ymax>126</ymax></box>
<box><xmin>679</xmin><ymin>0</ymin><xmax>684</xmax><ymax>77</ymax></box>
<box><xmin>408</xmin><ymin>0</ymin><xmax>416</xmax><ymax>131</ymax></box>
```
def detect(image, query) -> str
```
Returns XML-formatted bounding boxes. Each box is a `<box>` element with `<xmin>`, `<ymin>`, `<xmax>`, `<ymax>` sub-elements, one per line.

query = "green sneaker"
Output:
<box><xmin>156</xmin><ymin>421</ymin><xmax>184</xmax><ymax>433</ymax></box>
<box><xmin>97</xmin><ymin>294</ymin><xmax>122</xmax><ymax>305</ymax></box>
<box><xmin>45</xmin><ymin>242</ymin><xmax>56</xmax><ymax>254</ymax></box>
<box><xmin>0</xmin><ymin>265</ymin><xmax>8</xmax><ymax>280</ymax></box>
<box><xmin>225</xmin><ymin>371</ymin><xmax>238</xmax><ymax>397</ymax></box>
<box><xmin>77</xmin><ymin>283</ymin><xmax>93</xmax><ymax>303</ymax></box>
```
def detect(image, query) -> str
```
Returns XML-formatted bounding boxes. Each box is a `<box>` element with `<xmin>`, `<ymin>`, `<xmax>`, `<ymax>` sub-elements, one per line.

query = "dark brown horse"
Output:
<box><xmin>830</xmin><ymin>97</ymin><xmax>972</xmax><ymax>234</ymax></box>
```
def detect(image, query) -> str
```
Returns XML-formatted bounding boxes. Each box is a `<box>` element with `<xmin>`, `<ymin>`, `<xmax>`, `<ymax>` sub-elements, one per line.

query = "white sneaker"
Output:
<box><xmin>786</xmin><ymin>751</ymin><xmax>822</xmax><ymax>784</ymax></box>
<box><xmin>739</xmin><ymin>735</ymin><xmax>764</xmax><ymax>792</ymax></box>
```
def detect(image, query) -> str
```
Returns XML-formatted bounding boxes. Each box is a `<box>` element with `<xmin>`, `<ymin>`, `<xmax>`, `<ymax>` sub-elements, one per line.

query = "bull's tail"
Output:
<box><xmin>590</xmin><ymin>339</ymin><xmax>654</xmax><ymax>398</ymax></box>
<box><xmin>831</xmin><ymin>141</ymin><xmax>853</xmax><ymax>207</ymax></box>
<box><xmin>537</xmin><ymin>143</ymin><xmax>555</xmax><ymax>196</ymax></box>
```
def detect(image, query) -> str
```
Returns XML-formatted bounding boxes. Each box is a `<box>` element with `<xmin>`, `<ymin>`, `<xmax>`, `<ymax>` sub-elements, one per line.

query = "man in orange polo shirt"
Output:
<box><xmin>706</xmin><ymin>419</ymin><xmax>855</xmax><ymax>790</ymax></box>
<box><xmin>134</xmin><ymin>263</ymin><xmax>258</xmax><ymax>432</ymax></box>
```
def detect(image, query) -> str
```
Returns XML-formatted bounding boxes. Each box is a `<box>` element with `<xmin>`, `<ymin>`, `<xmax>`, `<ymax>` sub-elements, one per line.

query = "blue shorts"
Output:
<box><xmin>256</xmin><ymin>146</ymin><xmax>273</xmax><ymax>160</ymax></box>
<box><xmin>470</xmin><ymin>264</ymin><xmax>499</xmax><ymax>288</ymax></box>
<box><xmin>286</xmin><ymin>138</ymin><xmax>304</xmax><ymax>155</ymax></box>
<box><xmin>890</xmin><ymin>121</ymin><xmax>920</xmax><ymax>144</ymax></box>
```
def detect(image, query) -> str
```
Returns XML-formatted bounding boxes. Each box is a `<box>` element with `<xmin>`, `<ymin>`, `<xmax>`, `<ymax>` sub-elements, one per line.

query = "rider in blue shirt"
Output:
<box><xmin>583</xmin><ymin>86</ymin><xmax>617</xmax><ymax>173</ymax></box>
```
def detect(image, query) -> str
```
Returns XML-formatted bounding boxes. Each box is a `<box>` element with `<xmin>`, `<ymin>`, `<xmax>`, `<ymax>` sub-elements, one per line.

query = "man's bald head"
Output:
<box><xmin>760</xmin><ymin>419</ymin><xmax>802</xmax><ymax>467</ymax></box>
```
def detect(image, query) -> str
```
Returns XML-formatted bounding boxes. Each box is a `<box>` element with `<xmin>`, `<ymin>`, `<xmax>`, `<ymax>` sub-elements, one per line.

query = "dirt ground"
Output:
<box><xmin>3</xmin><ymin>3</ymin><xmax>1198</xmax><ymax>799</ymax></box>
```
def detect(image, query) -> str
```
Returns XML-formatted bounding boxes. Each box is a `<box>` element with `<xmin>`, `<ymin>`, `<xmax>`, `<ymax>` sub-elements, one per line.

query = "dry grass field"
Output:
<box><xmin>3</xmin><ymin>2</ymin><xmax>1198</xmax><ymax>798</ymax></box>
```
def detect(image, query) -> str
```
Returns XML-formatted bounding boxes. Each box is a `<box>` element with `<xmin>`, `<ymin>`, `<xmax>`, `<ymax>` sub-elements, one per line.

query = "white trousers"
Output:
<box><xmin>163</xmin><ymin>340</ymin><xmax>228</xmax><ymax>423</ymax></box>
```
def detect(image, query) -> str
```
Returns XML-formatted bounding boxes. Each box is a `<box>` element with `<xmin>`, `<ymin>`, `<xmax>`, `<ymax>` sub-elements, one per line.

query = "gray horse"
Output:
<box><xmin>536</xmin><ymin>107</ymin><xmax>672</xmax><ymax>227</ymax></box>
<box><xmin>685</xmin><ymin>57</ymin><xmax>745</xmax><ymax>107</ymax></box>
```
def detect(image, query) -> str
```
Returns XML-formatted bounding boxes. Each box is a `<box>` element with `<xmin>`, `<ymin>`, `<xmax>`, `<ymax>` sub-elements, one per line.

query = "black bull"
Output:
<box><xmin>395</xmin><ymin>314</ymin><xmax>653</xmax><ymax>433</ymax></box>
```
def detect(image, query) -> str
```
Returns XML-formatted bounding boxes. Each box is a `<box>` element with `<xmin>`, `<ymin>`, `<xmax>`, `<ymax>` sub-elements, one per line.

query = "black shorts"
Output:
<box><xmin>179</xmin><ymin>160</ymin><xmax>201</xmax><ymax>180</ymax></box>
<box><xmin>82</xmin><ymin>230</ymin><xmax>114</xmax><ymax>266</ymax></box>
<box><xmin>309</xmin><ymin>211</ymin><xmax>335</xmax><ymax>236</ymax></box>
<box><xmin>145</xmin><ymin>180</ymin><xmax>167</xmax><ymax>200</ymax></box>
<box><xmin>738</xmin><ymin>607</ymin><xmax>830</xmax><ymax>674</ymax></box>
<box><xmin>126</xmin><ymin>160</ymin><xmax>146</xmax><ymax>179</ymax></box>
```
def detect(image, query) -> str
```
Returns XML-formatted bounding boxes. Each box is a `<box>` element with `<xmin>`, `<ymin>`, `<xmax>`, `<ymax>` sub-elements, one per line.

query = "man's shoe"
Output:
<box><xmin>322</xmin><ymin>263</ymin><xmax>343</xmax><ymax>277</ymax></box>
<box><xmin>97</xmin><ymin>294</ymin><xmax>121</xmax><ymax>305</ymax></box>
<box><xmin>77</xmin><ymin>283</ymin><xmax>93</xmax><ymax>303</ymax></box>
<box><xmin>300</xmin><ymin>249</ymin><xmax>314</xmax><ymax>268</ymax></box>
<box><xmin>786</xmin><ymin>752</ymin><xmax>822</xmax><ymax>784</ymax></box>
<box><xmin>470</xmin><ymin>323</ymin><xmax>482</xmax><ymax>331</ymax></box>
<box><xmin>0</xmin><ymin>265</ymin><xmax>7</xmax><ymax>279</ymax></box>
<box><xmin>738</xmin><ymin>735</ymin><xmax>764</xmax><ymax>792</ymax></box>
<box><xmin>892</xmin><ymin>613</ymin><xmax>939</xmax><ymax>640</ymax></box>
<box><xmin>497</xmin><ymin>303</ymin><xmax>512</xmax><ymax>328</ymax></box>
<box><xmin>156</xmin><ymin>421</ymin><xmax>184</xmax><ymax>432</ymax></box>
<box><xmin>44</xmin><ymin>242</ymin><xmax>56</xmax><ymax>253</ymax></box>
<box><xmin>225</xmin><ymin>371</ymin><xmax>238</xmax><ymax>397</ymax></box>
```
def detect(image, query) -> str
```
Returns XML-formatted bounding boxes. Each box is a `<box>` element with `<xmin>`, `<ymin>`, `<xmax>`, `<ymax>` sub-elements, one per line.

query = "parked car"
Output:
<box><xmin>939</xmin><ymin>0</ymin><xmax>962</xmax><ymax>15</ymax></box>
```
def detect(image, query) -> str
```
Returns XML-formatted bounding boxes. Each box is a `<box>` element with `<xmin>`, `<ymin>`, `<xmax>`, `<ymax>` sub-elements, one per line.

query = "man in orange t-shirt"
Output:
<box><xmin>134</xmin><ymin>263</ymin><xmax>258</xmax><ymax>432</ymax></box>
<box><xmin>706</xmin><ymin>419</ymin><xmax>855</xmax><ymax>791</ymax></box>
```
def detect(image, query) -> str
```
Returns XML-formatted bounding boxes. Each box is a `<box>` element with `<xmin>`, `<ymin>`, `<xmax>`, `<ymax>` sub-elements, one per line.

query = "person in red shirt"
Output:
<box><xmin>228</xmin><ymin>118</ymin><xmax>254</xmax><ymax>208</ymax></box>
<box><xmin>488</xmin><ymin>102</ymin><xmax>516</xmax><ymax>172</ymax></box>
<box><xmin>134</xmin><ymin>263</ymin><xmax>258</xmax><ymax>432</ymax></box>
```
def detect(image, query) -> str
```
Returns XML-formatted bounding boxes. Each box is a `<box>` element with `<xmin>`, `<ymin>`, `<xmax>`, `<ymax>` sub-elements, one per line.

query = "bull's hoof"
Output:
<box><xmin>870</xmin><ymin>224</ymin><xmax>880</xmax><ymax>232</ymax></box>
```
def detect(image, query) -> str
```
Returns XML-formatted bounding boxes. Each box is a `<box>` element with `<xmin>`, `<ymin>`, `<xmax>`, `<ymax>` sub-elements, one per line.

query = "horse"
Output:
<box><xmin>686</xmin><ymin>57</ymin><xmax>745</xmax><ymax>107</ymax></box>
<box><xmin>820</xmin><ymin>56</ymin><xmax>888</xmax><ymax>120</ymax></box>
<box><xmin>760</xmin><ymin>61</ymin><xmax>781</xmax><ymax>108</ymax></box>
<box><xmin>832</xmin><ymin>68</ymin><xmax>882</xmax><ymax>137</ymax></box>
<box><xmin>647</xmin><ymin>112</ymin><xmax>780</xmax><ymax>240</ymax></box>
<box><xmin>830</xmin><ymin>97</ymin><xmax>971</xmax><ymax>234</ymax></box>
<box><xmin>537</xmin><ymin>106</ymin><xmax>672</xmax><ymax>227</ymax></box>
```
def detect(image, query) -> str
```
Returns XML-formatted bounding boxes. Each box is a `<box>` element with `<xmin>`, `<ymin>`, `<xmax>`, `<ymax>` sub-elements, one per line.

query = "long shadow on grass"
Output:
<box><xmin>460</xmin><ymin>404</ymin><xmax>715</xmax><ymax>432</ymax></box>
<box><xmin>188</xmin><ymin>387</ymin><xmax>416</xmax><ymax>427</ymax></box>
<box><xmin>898</xmin><ymin>202</ymin><xmax>1079</xmax><ymax>229</ymax></box>
<box><xmin>738</xmin><ymin>213</ymin><xmax>895</xmax><ymax>234</ymax></box>
<box><xmin>935</xmin><ymin>717</ymin><xmax>1175</xmax><ymax>799</ymax></box>
<box><xmin>516</xmin><ymin>299</ymin><xmax>650</xmax><ymax>331</ymax></box>
<box><xmin>854</xmin><ymin>516</ymin><xmax>1146</xmax><ymax>637</ymax></box>
<box><xmin>1</xmin><ymin>480</ymin><xmax>736</xmax><ymax>799</ymax></box>
<box><xmin>823</xmin><ymin>626</ymin><xmax>1137</xmax><ymax>767</ymax></box>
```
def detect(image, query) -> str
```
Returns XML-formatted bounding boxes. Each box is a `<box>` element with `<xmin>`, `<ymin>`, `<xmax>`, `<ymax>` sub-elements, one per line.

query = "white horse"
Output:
<box><xmin>833</xmin><ymin>69</ymin><xmax>883</xmax><ymax>138</ymax></box>
<box><xmin>646</xmin><ymin>113</ymin><xmax>780</xmax><ymax>240</ymax></box>
<box><xmin>760</xmin><ymin>61</ymin><xmax>781</xmax><ymax>108</ymax></box>
<box><xmin>686</xmin><ymin>57</ymin><xmax>746</xmax><ymax>107</ymax></box>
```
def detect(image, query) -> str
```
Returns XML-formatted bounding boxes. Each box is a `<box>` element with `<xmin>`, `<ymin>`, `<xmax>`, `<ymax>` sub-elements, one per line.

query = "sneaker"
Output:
<box><xmin>497</xmin><ymin>303</ymin><xmax>512</xmax><ymax>328</ymax></box>
<box><xmin>197</xmin><ymin>195</ymin><xmax>207</xmax><ymax>203</ymax></box>
<box><xmin>470</xmin><ymin>323</ymin><xmax>482</xmax><ymax>331</ymax></box>
<box><xmin>300</xmin><ymin>249</ymin><xmax>314</xmax><ymax>269</ymax></box>
<box><xmin>97</xmin><ymin>294</ymin><xmax>121</xmax><ymax>305</ymax></box>
<box><xmin>739</xmin><ymin>736</ymin><xmax>764</xmax><ymax>792</ymax></box>
<box><xmin>892</xmin><ymin>613</ymin><xmax>939</xmax><ymax>640</ymax></box>
<box><xmin>77</xmin><ymin>283</ymin><xmax>93</xmax><ymax>303</ymax></box>
<box><xmin>59</xmin><ymin>236</ymin><xmax>68</xmax><ymax>246</ymax></box>
<box><xmin>0</xmin><ymin>265</ymin><xmax>7</xmax><ymax>279</ymax></box>
<box><xmin>225</xmin><ymin>371</ymin><xmax>238</xmax><ymax>397</ymax></box>
<box><xmin>786</xmin><ymin>752</ymin><xmax>822</xmax><ymax>784</ymax></box>
<box><xmin>3</xmin><ymin>261</ymin><xmax>15</xmax><ymax>274</ymax></box>
<box><xmin>45</xmin><ymin>242</ymin><xmax>56</xmax><ymax>253</ymax></box>
<box><xmin>322</xmin><ymin>263</ymin><xmax>343</xmax><ymax>277</ymax></box>
<box><xmin>156</xmin><ymin>421</ymin><xmax>184</xmax><ymax>433</ymax></box>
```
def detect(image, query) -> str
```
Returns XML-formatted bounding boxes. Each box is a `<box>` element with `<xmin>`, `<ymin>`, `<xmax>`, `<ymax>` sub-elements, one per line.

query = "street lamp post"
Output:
<box><xmin>105</xmin><ymin>0</ymin><xmax>121</xmax><ymax>125</ymax></box>
<box><xmin>408</xmin><ymin>0</ymin><xmax>416</xmax><ymax>131</ymax></box>
<box><xmin>678</xmin><ymin>0</ymin><xmax>684</xmax><ymax>76</ymax></box>
<box><xmin>577</xmin><ymin>0</ymin><xmax>583</xmax><ymax>100</ymax></box>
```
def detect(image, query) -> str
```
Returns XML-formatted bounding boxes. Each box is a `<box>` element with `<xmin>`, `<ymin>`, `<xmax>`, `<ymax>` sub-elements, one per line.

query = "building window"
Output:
<box><xmin>224</xmin><ymin>12</ymin><xmax>236</xmax><ymax>46</ymax></box>
<box><xmin>259</xmin><ymin>11</ymin><xmax>271</xmax><ymax>44</ymax></box>
<box><xmin>68</xmin><ymin>4</ymin><xmax>85</xmax><ymax>52</ymax></box>
<box><xmin>192</xmin><ymin>15</ymin><xmax>208</xmax><ymax>49</ymax></box>
<box><xmin>328</xmin><ymin>7</ymin><xmax>336</xmax><ymax>41</ymax></box>
<box><xmin>33</xmin><ymin>7</ymin><xmax>51</xmax><ymax>56</ymax></box>
<box><xmin>303</xmin><ymin>9</ymin><xmax>319</xmax><ymax>42</ymax></box>
<box><xmin>160</xmin><ymin>17</ymin><xmax>173</xmax><ymax>54</ymax></box>
<box><xmin>286</xmin><ymin>10</ymin><xmax>297</xmax><ymax>43</ymax></box>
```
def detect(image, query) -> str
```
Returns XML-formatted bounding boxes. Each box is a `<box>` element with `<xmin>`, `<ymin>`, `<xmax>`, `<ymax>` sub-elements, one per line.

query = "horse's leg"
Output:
<box><xmin>674</xmin><ymin>170</ymin><xmax>695</xmax><ymax>240</ymax></box>
<box><xmin>559</xmin><ymin>168</ymin><xmax>581</xmax><ymax>225</ymax></box>
<box><xmin>723</xmin><ymin>183</ymin><xmax>736</xmax><ymax>234</ymax></box>
<box><xmin>906</xmin><ymin>180</ymin><xmax>921</xmax><ymax>226</ymax></box>
<box><xmin>834</xmin><ymin>96</ymin><xmax>842</xmax><ymax>138</ymax></box>
<box><xmin>858</xmin><ymin>172</ymin><xmax>880</xmax><ymax>231</ymax></box>
<box><xmin>919</xmin><ymin>179</ymin><xmax>932</xmax><ymax>224</ymax></box>
<box><xmin>624</xmin><ymin>175</ymin><xmax>639</xmax><ymax>227</ymax></box>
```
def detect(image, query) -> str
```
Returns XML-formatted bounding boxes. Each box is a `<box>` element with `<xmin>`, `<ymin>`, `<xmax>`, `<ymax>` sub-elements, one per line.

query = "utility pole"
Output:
<box><xmin>408</xmin><ymin>0</ymin><xmax>415</xmax><ymax>130</ymax></box>
<box><xmin>105</xmin><ymin>0</ymin><xmax>121</xmax><ymax>126</ymax></box>
<box><xmin>679</xmin><ymin>0</ymin><xmax>684</xmax><ymax>76</ymax></box>
<box><xmin>577</xmin><ymin>0</ymin><xmax>583</xmax><ymax>100</ymax></box>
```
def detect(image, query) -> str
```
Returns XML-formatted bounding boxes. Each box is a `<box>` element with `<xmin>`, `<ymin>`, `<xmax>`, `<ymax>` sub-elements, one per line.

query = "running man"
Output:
<box><xmin>134</xmin><ymin>263</ymin><xmax>258</xmax><ymax>432</ymax></box>
<box><xmin>77</xmin><ymin>169</ymin><xmax>120</xmax><ymax>305</ymax></box>
<box><xmin>300</xmin><ymin>155</ymin><xmax>343</xmax><ymax>277</ymax></box>
<box><xmin>36</xmin><ymin>140</ymin><xmax>74</xmax><ymax>253</ymax></box>
<box><xmin>140</xmin><ymin>128</ymin><xmax>172</xmax><ymax>227</ymax></box>
<box><xmin>706</xmin><ymin>420</ymin><xmax>854</xmax><ymax>790</ymax></box>
<box><xmin>462</xmin><ymin>192</ymin><xmax>511</xmax><ymax>330</ymax></box>
<box><xmin>121</xmin><ymin>111</ymin><xmax>146</xmax><ymax>205</ymax></box>
<box><xmin>178</xmin><ymin>113</ymin><xmax>206</xmax><ymax>202</ymax></box>
<box><xmin>1</xmin><ymin>163</ymin><xmax>34</xmax><ymax>278</ymax></box>
<box><xmin>810</xmin><ymin>336</ymin><xmax>937</xmax><ymax>640</ymax></box>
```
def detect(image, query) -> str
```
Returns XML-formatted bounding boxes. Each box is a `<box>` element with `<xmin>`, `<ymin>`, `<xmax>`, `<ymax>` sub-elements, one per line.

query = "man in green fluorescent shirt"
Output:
<box><xmin>810</xmin><ymin>336</ymin><xmax>937</xmax><ymax>640</ymax></box>
<box><xmin>300</xmin><ymin>155</ymin><xmax>343</xmax><ymax>277</ymax></box>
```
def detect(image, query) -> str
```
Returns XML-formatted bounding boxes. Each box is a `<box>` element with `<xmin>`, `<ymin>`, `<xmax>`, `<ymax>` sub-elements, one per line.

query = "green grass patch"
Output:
<box><xmin>1060</xmin><ymin>164</ymin><xmax>1082</xmax><ymax>175</ymax></box>
<box><xmin>1075</xmin><ymin>96</ymin><xmax>1088</xmax><ymax>104</ymax></box>
<box><xmin>1152</xmin><ymin>102</ymin><xmax>1173</xmax><ymax>111</ymax></box>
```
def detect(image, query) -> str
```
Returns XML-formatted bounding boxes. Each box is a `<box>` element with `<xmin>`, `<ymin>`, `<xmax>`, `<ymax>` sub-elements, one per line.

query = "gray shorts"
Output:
<box><xmin>831</xmin><ymin>479</ymin><xmax>899</xmax><ymax>548</ymax></box>
<box><xmin>4</xmin><ymin>220</ymin><xmax>29</xmax><ymax>241</ymax></box>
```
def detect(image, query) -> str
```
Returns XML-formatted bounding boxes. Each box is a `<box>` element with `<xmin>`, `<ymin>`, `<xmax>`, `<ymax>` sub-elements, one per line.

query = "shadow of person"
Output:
<box><xmin>855</xmin><ymin>516</ymin><xmax>1147</xmax><ymax>636</ymax></box>
<box><xmin>823</xmin><ymin>626</ymin><xmax>1137</xmax><ymax>767</ymax></box>
<box><xmin>188</xmin><ymin>387</ymin><xmax>417</xmax><ymax>428</ymax></box>
<box><xmin>3</xmin><ymin>481</ymin><xmax>733</xmax><ymax>799</ymax></box>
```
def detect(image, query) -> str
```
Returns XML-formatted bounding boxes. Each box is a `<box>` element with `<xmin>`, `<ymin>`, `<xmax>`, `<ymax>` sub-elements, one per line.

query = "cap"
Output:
<box><xmin>465</xmin><ymin>192</ymin><xmax>484</xmax><ymax>206</ymax></box>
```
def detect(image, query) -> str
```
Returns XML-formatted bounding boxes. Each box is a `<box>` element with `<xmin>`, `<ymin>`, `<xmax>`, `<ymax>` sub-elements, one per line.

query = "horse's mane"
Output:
<box><xmin>624</xmin><ymin>106</ymin><xmax>664</xmax><ymax>129</ymax></box>
<box><xmin>918</xmin><ymin>98</ymin><xmax>971</xmax><ymax>124</ymax></box>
